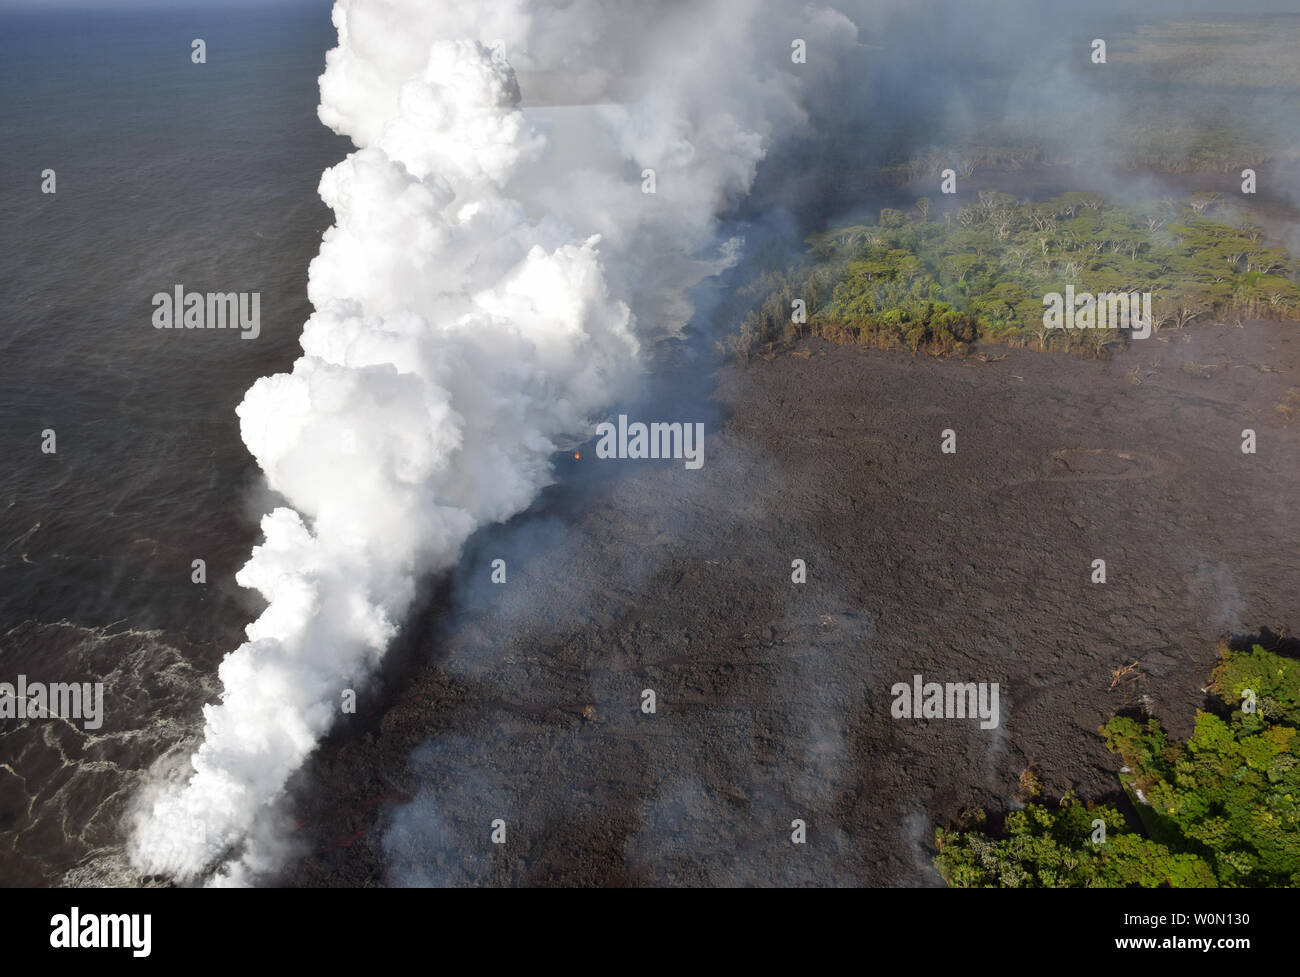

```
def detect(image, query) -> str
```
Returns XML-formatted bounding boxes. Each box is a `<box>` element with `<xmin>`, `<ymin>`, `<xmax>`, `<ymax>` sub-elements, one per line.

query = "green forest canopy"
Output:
<box><xmin>730</xmin><ymin>192</ymin><xmax>1300</xmax><ymax>359</ymax></box>
<box><xmin>934</xmin><ymin>641</ymin><xmax>1300</xmax><ymax>888</ymax></box>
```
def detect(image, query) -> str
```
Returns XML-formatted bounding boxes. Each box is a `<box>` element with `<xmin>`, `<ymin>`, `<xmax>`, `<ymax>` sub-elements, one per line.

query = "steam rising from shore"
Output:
<box><xmin>129</xmin><ymin>0</ymin><xmax>855</xmax><ymax>883</ymax></box>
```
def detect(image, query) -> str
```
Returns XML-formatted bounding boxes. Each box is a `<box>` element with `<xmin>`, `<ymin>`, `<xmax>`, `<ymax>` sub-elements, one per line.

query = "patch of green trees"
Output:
<box><xmin>934</xmin><ymin>641</ymin><xmax>1300</xmax><ymax>887</ymax></box>
<box><xmin>727</xmin><ymin>193</ymin><xmax>1300</xmax><ymax>359</ymax></box>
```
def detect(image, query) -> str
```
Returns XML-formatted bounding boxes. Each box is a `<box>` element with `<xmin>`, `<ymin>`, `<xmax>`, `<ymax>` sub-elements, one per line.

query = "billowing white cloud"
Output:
<box><xmin>129</xmin><ymin>0</ymin><xmax>858</xmax><ymax>884</ymax></box>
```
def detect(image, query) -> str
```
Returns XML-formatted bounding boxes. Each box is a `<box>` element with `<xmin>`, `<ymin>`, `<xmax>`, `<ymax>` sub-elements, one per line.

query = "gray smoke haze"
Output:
<box><xmin>748</xmin><ymin>0</ymin><xmax>1300</xmax><ymax>229</ymax></box>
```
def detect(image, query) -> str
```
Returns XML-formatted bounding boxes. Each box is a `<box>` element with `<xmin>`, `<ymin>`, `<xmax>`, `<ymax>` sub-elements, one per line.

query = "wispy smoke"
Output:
<box><xmin>129</xmin><ymin>0</ymin><xmax>856</xmax><ymax>884</ymax></box>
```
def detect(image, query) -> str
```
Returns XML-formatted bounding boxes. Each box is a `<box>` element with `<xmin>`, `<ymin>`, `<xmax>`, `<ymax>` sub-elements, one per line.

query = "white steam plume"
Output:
<box><xmin>129</xmin><ymin>0</ymin><xmax>857</xmax><ymax>884</ymax></box>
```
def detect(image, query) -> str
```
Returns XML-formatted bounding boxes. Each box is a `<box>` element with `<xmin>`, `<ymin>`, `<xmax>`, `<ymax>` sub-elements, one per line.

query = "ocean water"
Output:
<box><xmin>0</xmin><ymin>0</ymin><xmax>347</xmax><ymax>883</ymax></box>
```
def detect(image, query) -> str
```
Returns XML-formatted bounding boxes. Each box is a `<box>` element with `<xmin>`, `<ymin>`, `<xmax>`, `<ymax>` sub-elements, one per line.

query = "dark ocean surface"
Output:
<box><xmin>0</xmin><ymin>1</ymin><xmax>346</xmax><ymax>641</ymax></box>
<box><xmin>0</xmin><ymin>0</ymin><xmax>347</xmax><ymax>883</ymax></box>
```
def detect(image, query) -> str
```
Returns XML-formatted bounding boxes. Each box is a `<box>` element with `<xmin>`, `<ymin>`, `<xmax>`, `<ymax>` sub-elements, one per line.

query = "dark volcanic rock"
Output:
<box><xmin>283</xmin><ymin>321</ymin><xmax>1300</xmax><ymax>887</ymax></box>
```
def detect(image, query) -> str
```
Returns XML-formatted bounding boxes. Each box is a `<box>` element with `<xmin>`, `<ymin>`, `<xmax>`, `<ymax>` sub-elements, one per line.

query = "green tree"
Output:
<box><xmin>935</xmin><ymin>642</ymin><xmax>1300</xmax><ymax>888</ymax></box>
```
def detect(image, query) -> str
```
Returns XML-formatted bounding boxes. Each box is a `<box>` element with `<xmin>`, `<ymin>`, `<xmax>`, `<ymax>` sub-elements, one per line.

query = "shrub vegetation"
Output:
<box><xmin>728</xmin><ymin>194</ymin><xmax>1300</xmax><ymax>359</ymax></box>
<box><xmin>934</xmin><ymin>641</ymin><xmax>1300</xmax><ymax>887</ymax></box>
